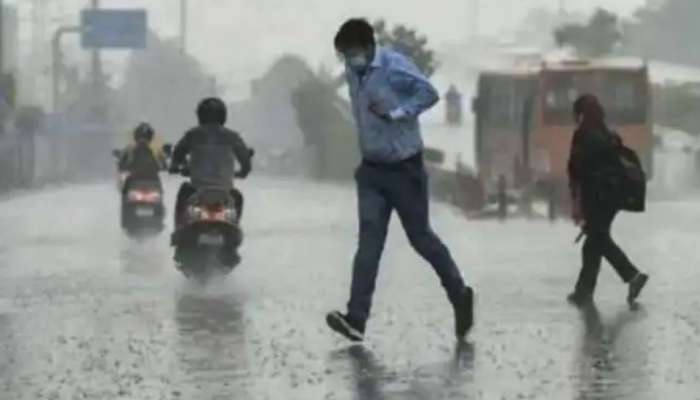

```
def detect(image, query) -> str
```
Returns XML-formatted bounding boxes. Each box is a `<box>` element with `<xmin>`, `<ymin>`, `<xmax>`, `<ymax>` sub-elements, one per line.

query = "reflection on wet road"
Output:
<box><xmin>1</xmin><ymin>178</ymin><xmax>700</xmax><ymax>399</ymax></box>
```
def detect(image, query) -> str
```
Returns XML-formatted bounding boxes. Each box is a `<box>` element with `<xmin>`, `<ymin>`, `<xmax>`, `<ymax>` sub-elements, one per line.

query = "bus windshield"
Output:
<box><xmin>542</xmin><ymin>70</ymin><xmax>648</xmax><ymax>126</ymax></box>
<box><xmin>479</xmin><ymin>75</ymin><xmax>536</xmax><ymax>130</ymax></box>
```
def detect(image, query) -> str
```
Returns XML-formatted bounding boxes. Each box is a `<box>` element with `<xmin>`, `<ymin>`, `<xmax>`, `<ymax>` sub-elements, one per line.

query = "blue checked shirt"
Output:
<box><xmin>345</xmin><ymin>47</ymin><xmax>439</xmax><ymax>163</ymax></box>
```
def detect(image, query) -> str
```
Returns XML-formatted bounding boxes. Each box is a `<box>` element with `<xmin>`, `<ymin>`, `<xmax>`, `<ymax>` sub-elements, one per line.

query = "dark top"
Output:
<box><xmin>567</xmin><ymin>125</ymin><xmax>621</xmax><ymax>207</ymax></box>
<box><xmin>119</xmin><ymin>142</ymin><xmax>165</xmax><ymax>181</ymax></box>
<box><xmin>172</xmin><ymin>124</ymin><xmax>252</xmax><ymax>189</ymax></box>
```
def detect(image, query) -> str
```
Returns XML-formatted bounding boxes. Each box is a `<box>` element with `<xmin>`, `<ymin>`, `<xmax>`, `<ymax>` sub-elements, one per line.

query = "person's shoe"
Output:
<box><xmin>170</xmin><ymin>231</ymin><xmax>179</xmax><ymax>246</ymax></box>
<box><xmin>173</xmin><ymin>246</ymin><xmax>184</xmax><ymax>263</ymax></box>
<box><xmin>567</xmin><ymin>292</ymin><xmax>593</xmax><ymax>307</ymax></box>
<box><xmin>326</xmin><ymin>311</ymin><xmax>364</xmax><ymax>342</ymax></box>
<box><xmin>627</xmin><ymin>273</ymin><xmax>649</xmax><ymax>305</ymax></box>
<box><xmin>454</xmin><ymin>286</ymin><xmax>474</xmax><ymax>340</ymax></box>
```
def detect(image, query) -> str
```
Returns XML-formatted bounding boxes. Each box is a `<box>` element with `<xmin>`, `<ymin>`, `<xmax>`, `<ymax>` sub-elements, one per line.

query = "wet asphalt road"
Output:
<box><xmin>1</xmin><ymin>177</ymin><xmax>700</xmax><ymax>400</ymax></box>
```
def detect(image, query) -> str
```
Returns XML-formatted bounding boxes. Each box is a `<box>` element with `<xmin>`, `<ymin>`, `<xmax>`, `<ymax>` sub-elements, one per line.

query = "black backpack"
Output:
<box><xmin>589</xmin><ymin>130</ymin><xmax>647</xmax><ymax>213</ymax></box>
<box><xmin>615</xmin><ymin>145</ymin><xmax>646</xmax><ymax>212</ymax></box>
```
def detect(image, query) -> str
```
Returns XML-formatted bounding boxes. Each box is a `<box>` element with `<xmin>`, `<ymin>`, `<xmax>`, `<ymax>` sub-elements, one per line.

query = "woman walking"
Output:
<box><xmin>567</xmin><ymin>94</ymin><xmax>649</xmax><ymax>306</ymax></box>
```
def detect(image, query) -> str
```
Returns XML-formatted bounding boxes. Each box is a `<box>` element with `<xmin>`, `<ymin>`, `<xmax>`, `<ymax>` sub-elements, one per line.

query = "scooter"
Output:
<box><xmin>112</xmin><ymin>145</ymin><xmax>172</xmax><ymax>236</ymax></box>
<box><xmin>170</xmin><ymin>166</ymin><xmax>247</xmax><ymax>283</ymax></box>
<box><xmin>120</xmin><ymin>178</ymin><xmax>166</xmax><ymax>234</ymax></box>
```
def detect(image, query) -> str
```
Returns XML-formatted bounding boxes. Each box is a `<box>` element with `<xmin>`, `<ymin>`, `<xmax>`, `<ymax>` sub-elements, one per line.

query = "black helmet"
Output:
<box><xmin>196</xmin><ymin>97</ymin><xmax>227</xmax><ymax>125</ymax></box>
<box><xmin>133</xmin><ymin>122</ymin><xmax>154</xmax><ymax>142</ymax></box>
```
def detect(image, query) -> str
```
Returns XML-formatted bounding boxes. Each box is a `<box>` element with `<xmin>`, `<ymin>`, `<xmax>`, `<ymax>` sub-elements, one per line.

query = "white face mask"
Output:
<box><xmin>345</xmin><ymin>48</ymin><xmax>371</xmax><ymax>72</ymax></box>
<box><xmin>348</xmin><ymin>54</ymin><xmax>368</xmax><ymax>69</ymax></box>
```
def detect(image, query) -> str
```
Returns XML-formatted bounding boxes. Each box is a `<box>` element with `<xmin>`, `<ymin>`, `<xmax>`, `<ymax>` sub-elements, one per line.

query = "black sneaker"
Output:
<box><xmin>454</xmin><ymin>286</ymin><xmax>474</xmax><ymax>340</ymax></box>
<box><xmin>627</xmin><ymin>273</ymin><xmax>649</xmax><ymax>305</ymax></box>
<box><xmin>567</xmin><ymin>292</ymin><xmax>593</xmax><ymax>307</ymax></box>
<box><xmin>326</xmin><ymin>311</ymin><xmax>364</xmax><ymax>342</ymax></box>
<box><xmin>174</xmin><ymin>246</ymin><xmax>185</xmax><ymax>264</ymax></box>
<box><xmin>170</xmin><ymin>232</ymin><xmax>178</xmax><ymax>246</ymax></box>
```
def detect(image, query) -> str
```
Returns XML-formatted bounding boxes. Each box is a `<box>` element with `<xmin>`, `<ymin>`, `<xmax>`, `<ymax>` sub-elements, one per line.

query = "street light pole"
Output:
<box><xmin>471</xmin><ymin>0</ymin><xmax>479</xmax><ymax>39</ymax></box>
<box><xmin>91</xmin><ymin>0</ymin><xmax>102</xmax><ymax>87</ymax></box>
<box><xmin>52</xmin><ymin>26</ymin><xmax>82</xmax><ymax>111</ymax></box>
<box><xmin>0</xmin><ymin>0</ymin><xmax>4</xmax><ymax>75</ymax></box>
<box><xmin>559</xmin><ymin>0</ymin><xmax>567</xmax><ymax>17</ymax></box>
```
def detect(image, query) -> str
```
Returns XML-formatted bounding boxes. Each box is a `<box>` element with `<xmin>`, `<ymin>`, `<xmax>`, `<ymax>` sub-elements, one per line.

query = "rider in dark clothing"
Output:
<box><xmin>119</xmin><ymin>123</ymin><xmax>166</xmax><ymax>193</ymax></box>
<box><xmin>567</xmin><ymin>94</ymin><xmax>648</xmax><ymax>307</ymax></box>
<box><xmin>170</xmin><ymin>98</ymin><xmax>252</xmax><ymax>228</ymax></box>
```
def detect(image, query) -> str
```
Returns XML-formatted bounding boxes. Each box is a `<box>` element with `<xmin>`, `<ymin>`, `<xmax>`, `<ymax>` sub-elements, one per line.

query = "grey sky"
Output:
<box><xmin>28</xmin><ymin>0</ymin><xmax>647</xmax><ymax>95</ymax></box>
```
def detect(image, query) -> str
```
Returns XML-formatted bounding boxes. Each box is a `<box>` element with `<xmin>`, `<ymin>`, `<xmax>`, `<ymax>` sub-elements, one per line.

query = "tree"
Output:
<box><xmin>651</xmin><ymin>83</ymin><xmax>700</xmax><ymax>135</ymax></box>
<box><xmin>228</xmin><ymin>54</ymin><xmax>314</xmax><ymax>153</ymax></box>
<box><xmin>622</xmin><ymin>0</ymin><xmax>700</xmax><ymax>67</ymax></box>
<box><xmin>373</xmin><ymin>19</ymin><xmax>438</xmax><ymax>77</ymax></box>
<box><xmin>554</xmin><ymin>9</ymin><xmax>622</xmax><ymax>58</ymax></box>
<box><xmin>117</xmin><ymin>32</ymin><xmax>216</xmax><ymax>142</ymax></box>
<box><xmin>291</xmin><ymin>70</ymin><xmax>359</xmax><ymax>181</ymax></box>
<box><xmin>619</xmin><ymin>0</ymin><xmax>700</xmax><ymax>136</ymax></box>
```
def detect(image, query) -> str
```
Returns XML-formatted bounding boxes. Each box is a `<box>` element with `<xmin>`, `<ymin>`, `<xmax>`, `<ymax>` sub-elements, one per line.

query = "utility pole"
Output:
<box><xmin>91</xmin><ymin>0</ymin><xmax>102</xmax><ymax>87</ymax></box>
<box><xmin>0</xmin><ymin>0</ymin><xmax>4</xmax><ymax>75</ymax></box>
<box><xmin>52</xmin><ymin>26</ymin><xmax>82</xmax><ymax>111</ymax></box>
<box><xmin>29</xmin><ymin>0</ymin><xmax>45</xmax><ymax>107</ymax></box>
<box><xmin>471</xmin><ymin>0</ymin><xmax>479</xmax><ymax>39</ymax></box>
<box><xmin>180</xmin><ymin>0</ymin><xmax>187</xmax><ymax>53</ymax></box>
<box><xmin>558</xmin><ymin>0</ymin><xmax>567</xmax><ymax>18</ymax></box>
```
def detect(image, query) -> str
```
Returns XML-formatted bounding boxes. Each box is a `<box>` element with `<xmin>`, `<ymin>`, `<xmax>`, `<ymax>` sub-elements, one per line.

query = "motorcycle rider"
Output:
<box><xmin>118</xmin><ymin>122</ymin><xmax>167</xmax><ymax>193</ymax></box>
<box><xmin>170</xmin><ymin>98</ymin><xmax>252</xmax><ymax>260</ymax></box>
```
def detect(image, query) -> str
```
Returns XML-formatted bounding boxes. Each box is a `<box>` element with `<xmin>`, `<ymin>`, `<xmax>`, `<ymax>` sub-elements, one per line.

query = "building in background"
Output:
<box><xmin>0</xmin><ymin>5</ymin><xmax>18</xmax><ymax>109</ymax></box>
<box><xmin>3</xmin><ymin>5</ymin><xmax>18</xmax><ymax>73</ymax></box>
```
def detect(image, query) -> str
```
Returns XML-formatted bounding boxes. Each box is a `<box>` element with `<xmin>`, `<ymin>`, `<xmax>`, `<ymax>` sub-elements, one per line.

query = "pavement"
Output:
<box><xmin>0</xmin><ymin>176</ymin><xmax>699</xmax><ymax>399</ymax></box>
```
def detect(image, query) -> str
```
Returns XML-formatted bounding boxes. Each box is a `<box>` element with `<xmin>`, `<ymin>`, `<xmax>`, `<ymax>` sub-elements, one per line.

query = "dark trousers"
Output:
<box><xmin>174</xmin><ymin>183</ymin><xmax>244</xmax><ymax>227</ymax></box>
<box><xmin>574</xmin><ymin>206</ymin><xmax>638</xmax><ymax>295</ymax></box>
<box><xmin>347</xmin><ymin>157</ymin><xmax>466</xmax><ymax>328</ymax></box>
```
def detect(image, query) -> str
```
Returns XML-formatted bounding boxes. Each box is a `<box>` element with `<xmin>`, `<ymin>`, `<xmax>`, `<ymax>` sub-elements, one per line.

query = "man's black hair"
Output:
<box><xmin>334</xmin><ymin>18</ymin><xmax>375</xmax><ymax>52</ymax></box>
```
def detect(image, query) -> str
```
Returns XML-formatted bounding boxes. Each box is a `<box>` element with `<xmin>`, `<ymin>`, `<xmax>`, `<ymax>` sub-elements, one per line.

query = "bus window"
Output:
<box><xmin>543</xmin><ymin>72</ymin><xmax>595</xmax><ymax>125</ymax></box>
<box><xmin>543</xmin><ymin>70</ymin><xmax>647</xmax><ymax>125</ymax></box>
<box><xmin>598</xmin><ymin>73</ymin><xmax>647</xmax><ymax>124</ymax></box>
<box><xmin>482</xmin><ymin>76</ymin><xmax>534</xmax><ymax>129</ymax></box>
<box><xmin>544</xmin><ymin>86</ymin><xmax>577</xmax><ymax>123</ymax></box>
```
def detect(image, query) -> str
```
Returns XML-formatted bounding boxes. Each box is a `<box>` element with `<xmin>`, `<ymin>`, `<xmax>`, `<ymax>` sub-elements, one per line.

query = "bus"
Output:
<box><xmin>472</xmin><ymin>68</ymin><xmax>538</xmax><ymax>214</ymax></box>
<box><xmin>473</xmin><ymin>59</ymin><xmax>652</xmax><ymax>218</ymax></box>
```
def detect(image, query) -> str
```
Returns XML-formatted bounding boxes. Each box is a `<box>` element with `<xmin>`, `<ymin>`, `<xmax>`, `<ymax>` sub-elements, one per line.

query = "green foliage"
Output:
<box><xmin>620</xmin><ymin>0</ymin><xmax>700</xmax><ymax>134</ymax></box>
<box><xmin>623</xmin><ymin>0</ymin><xmax>700</xmax><ymax>67</ymax></box>
<box><xmin>117</xmin><ymin>32</ymin><xmax>215</xmax><ymax>141</ymax></box>
<box><xmin>372</xmin><ymin>19</ymin><xmax>438</xmax><ymax>77</ymax></box>
<box><xmin>653</xmin><ymin>83</ymin><xmax>700</xmax><ymax>135</ymax></box>
<box><xmin>291</xmin><ymin>71</ymin><xmax>359</xmax><ymax>181</ymax></box>
<box><xmin>554</xmin><ymin>8</ymin><xmax>622</xmax><ymax>58</ymax></box>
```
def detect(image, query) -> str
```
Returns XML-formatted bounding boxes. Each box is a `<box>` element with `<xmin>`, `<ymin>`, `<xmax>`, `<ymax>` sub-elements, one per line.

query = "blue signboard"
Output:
<box><xmin>81</xmin><ymin>9</ymin><xmax>147</xmax><ymax>49</ymax></box>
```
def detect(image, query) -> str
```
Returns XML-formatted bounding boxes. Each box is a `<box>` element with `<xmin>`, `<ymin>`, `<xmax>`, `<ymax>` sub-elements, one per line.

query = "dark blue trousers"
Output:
<box><xmin>347</xmin><ymin>157</ymin><xmax>466</xmax><ymax>328</ymax></box>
